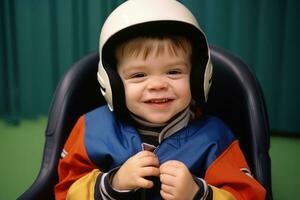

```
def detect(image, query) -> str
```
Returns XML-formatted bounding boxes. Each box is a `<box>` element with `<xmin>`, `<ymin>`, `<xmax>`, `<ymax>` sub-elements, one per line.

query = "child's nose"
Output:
<box><xmin>147</xmin><ymin>77</ymin><xmax>168</xmax><ymax>90</ymax></box>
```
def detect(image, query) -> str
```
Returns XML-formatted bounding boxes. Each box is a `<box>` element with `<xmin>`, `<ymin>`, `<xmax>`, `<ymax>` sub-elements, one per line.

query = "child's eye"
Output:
<box><xmin>167</xmin><ymin>70</ymin><xmax>182</xmax><ymax>75</ymax></box>
<box><xmin>130</xmin><ymin>72</ymin><xmax>146</xmax><ymax>79</ymax></box>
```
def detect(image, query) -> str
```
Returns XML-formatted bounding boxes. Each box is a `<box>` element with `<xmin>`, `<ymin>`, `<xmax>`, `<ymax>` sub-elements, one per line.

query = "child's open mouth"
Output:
<box><xmin>145</xmin><ymin>98</ymin><xmax>173</xmax><ymax>104</ymax></box>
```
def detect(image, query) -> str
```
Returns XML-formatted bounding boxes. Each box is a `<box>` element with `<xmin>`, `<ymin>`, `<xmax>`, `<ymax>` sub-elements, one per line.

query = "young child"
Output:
<box><xmin>55</xmin><ymin>0</ymin><xmax>266</xmax><ymax>199</ymax></box>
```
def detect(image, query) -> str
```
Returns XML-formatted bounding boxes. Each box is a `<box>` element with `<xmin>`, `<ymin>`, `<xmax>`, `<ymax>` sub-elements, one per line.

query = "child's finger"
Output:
<box><xmin>140</xmin><ymin>155</ymin><xmax>160</xmax><ymax>167</ymax></box>
<box><xmin>161</xmin><ymin>160</ymin><xmax>184</xmax><ymax>168</ymax></box>
<box><xmin>137</xmin><ymin>177</ymin><xmax>154</xmax><ymax>189</ymax></box>
<box><xmin>160</xmin><ymin>163</ymin><xmax>178</xmax><ymax>176</ymax></box>
<box><xmin>161</xmin><ymin>183</ymin><xmax>174</xmax><ymax>194</ymax></box>
<box><xmin>139</xmin><ymin>166</ymin><xmax>160</xmax><ymax>177</ymax></box>
<box><xmin>136</xmin><ymin>150</ymin><xmax>156</xmax><ymax>158</ymax></box>
<box><xmin>160</xmin><ymin>173</ymin><xmax>176</xmax><ymax>186</ymax></box>
<box><xmin>160</xmin><ymin>189</ymin><xmax>174</xmax><ymax>200</ymax></box>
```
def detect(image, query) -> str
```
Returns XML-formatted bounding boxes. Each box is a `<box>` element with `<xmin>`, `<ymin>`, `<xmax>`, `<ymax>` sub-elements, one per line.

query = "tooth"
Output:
<box><xmin>148</xmin><ymin>99</ymin><xmax>169</xmax><ymax>103</ymax></box>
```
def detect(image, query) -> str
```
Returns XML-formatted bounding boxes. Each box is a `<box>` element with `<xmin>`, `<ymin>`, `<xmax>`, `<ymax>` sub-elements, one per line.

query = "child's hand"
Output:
<box><xmin>111</xmin><ymin>151</ymin><xmax>160</xmax><ymax>190</ymax></box>
<box><xmin>160</xmin><ymin>160</ymin><xmax>199</xmax><ymax>200</ymax></box>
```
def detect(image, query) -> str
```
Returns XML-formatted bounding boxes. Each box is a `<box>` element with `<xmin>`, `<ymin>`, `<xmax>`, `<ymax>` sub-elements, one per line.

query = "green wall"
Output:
<box><xmin>1</xmin><ymin>0</ymin><xmax>299</xmax><ymax>133</ymax></box>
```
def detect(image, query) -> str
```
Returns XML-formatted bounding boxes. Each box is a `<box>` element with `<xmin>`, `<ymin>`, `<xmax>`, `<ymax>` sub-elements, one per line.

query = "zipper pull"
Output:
<box><xmin>141</xmin><ymin>142</ymin><xmax>157</xmax><ymax>152</ymax></box>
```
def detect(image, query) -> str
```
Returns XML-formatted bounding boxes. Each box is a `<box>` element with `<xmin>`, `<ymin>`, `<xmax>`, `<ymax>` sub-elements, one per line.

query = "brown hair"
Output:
<box><xmin>115</xmin><ymin>36</ymin><xmax>192</xmax><ymax>63</ymax></box>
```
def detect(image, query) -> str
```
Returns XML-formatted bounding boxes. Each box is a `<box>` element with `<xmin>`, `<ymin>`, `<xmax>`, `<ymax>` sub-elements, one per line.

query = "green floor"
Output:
<box><xmin>0</xmin><ymin>117</ymin><xmax>299</xmax><ymax>200</ymax></box>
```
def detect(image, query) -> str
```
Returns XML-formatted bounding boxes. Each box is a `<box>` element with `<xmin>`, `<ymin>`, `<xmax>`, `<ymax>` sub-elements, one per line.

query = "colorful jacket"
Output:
<box><xmin>55</xmin><ymin>105</ymin><xmax>266</xmax><ymax>200</ymax></box>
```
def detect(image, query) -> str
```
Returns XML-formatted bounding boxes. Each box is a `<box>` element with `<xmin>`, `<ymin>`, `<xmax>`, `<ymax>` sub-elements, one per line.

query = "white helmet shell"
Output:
<box><xmin>98</xmin><ymin>0</ymin><xmax>212</xmax><ymax>113</ymax></box>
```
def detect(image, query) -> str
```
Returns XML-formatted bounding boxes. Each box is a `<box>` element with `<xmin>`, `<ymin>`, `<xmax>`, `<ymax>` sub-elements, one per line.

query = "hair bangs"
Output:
<box><xmin>115</xmin><ymin>36</ymin><xmax>192</xmax><ymax>63</ymax></box>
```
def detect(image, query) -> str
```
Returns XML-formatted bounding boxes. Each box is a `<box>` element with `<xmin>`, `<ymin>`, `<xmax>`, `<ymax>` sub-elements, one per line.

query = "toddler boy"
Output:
<box><xmin>55</xmin><ymin>0</ymin><xmax>266</xmax><ymax>199</ymax></box>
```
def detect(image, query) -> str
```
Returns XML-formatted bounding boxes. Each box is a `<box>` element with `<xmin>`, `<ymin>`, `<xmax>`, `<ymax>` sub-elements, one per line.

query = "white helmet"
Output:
<box><xmin>97</xmin><ymin>0</ymin><xmax>212</xmax><ymax>117</ymax></box>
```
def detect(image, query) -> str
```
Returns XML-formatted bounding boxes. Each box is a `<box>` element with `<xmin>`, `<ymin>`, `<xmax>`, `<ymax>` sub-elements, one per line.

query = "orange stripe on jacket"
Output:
<box><xmin>55</xmin><ymin>116</ymin><xmax>98</xmax><ymax>200</ymax></box>
<box><xmin>204</xmin><ymin>140</ymin><xmax>266</xmax><ymax>200</ymax></box>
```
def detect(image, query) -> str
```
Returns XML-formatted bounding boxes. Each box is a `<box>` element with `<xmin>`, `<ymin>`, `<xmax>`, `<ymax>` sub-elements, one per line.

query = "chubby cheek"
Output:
<box><xmin>175</xmin><ymin>80</ymin><xmax>192</xmax><ymax>105</ymax></box>
<box><xmin>123</xmin><ymin>84</ymin><xmax>143</xmax><ymax>111</ymax></box>
<box><xmin>183</xmin><ymin>88</ymin><xmax>192</xmax><ymax>107</ymax></box>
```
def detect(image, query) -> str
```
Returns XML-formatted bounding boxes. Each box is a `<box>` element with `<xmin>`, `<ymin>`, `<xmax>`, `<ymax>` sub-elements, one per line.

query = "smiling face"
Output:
<box><xmin>116</xmin><ymin>37</ymin><xmax>192</xmax><ymax>124</ymax></box>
